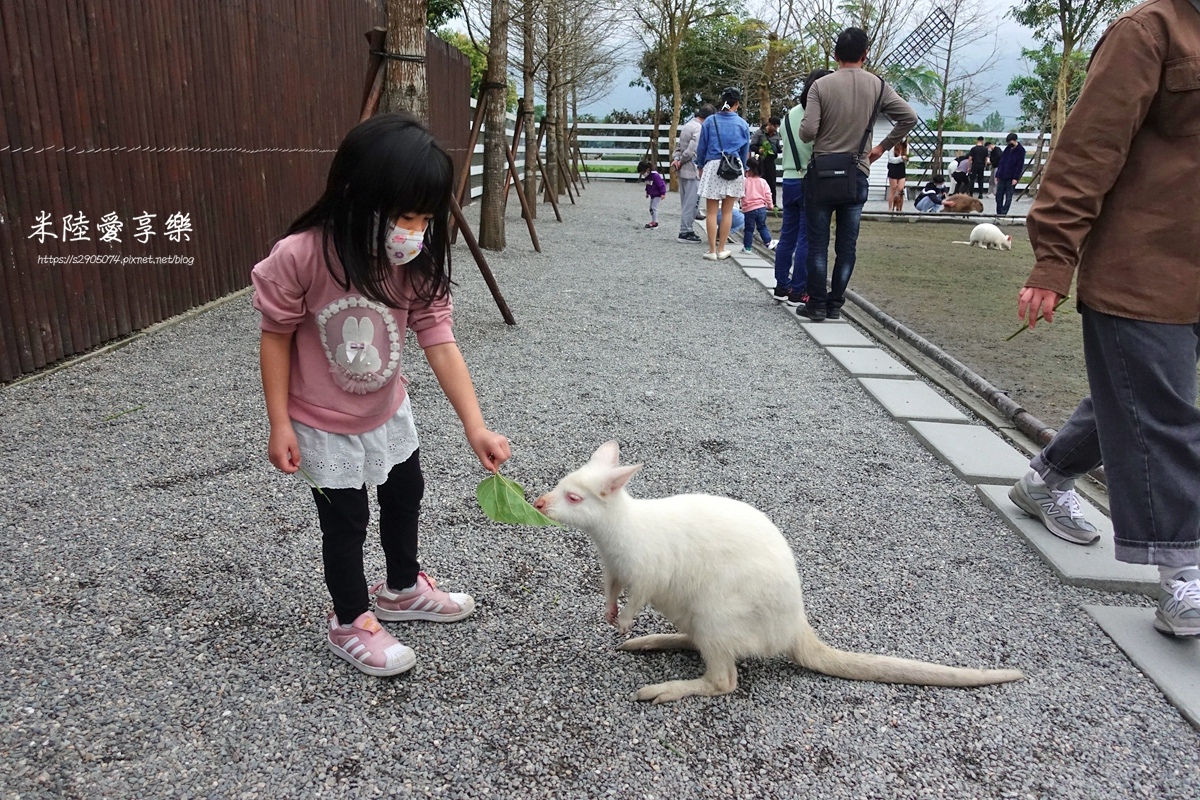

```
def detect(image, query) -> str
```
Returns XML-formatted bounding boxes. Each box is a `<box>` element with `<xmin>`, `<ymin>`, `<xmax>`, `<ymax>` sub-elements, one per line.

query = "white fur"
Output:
<box><xmin>952</xmin><ymin>223</ymin><xmax>1012</xmax><ymax>250</ymax></box>
<box><xmin>534</xmin><ymin>442</ymin><xmax>1023</xmax><ymax>704</ymax></box>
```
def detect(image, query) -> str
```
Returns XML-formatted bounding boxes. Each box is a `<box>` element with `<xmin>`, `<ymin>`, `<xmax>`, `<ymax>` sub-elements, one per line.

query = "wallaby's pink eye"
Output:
<box><xmin>566</xmin><ymin>492</ymin><xmax>583</xmax><ymax>504</ymax></box>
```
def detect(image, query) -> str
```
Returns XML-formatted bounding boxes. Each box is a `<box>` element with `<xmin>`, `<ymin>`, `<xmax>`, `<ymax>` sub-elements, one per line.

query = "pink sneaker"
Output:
<box><xmin>326</xmin><ymin>611</ymin><xmax>416</xmax><ymax>677</ymax></box>
<box><xmin>371</xmin><ymin>572</ymin><xmax>476</xmax><ymax>622</ymax></box>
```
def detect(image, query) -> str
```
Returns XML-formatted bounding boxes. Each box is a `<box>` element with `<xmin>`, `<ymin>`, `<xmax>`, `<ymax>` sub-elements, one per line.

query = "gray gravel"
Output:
<box><xmin>1</xmin><ymin>180</ymin><xmax>1197</xmax><ymax>799</ymax></box>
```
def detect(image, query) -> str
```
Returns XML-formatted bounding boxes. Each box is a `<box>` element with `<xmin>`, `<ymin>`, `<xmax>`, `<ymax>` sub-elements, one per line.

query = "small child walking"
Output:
<box><xmin>252</xmin><ymin>112</ymin><xmax>511</xmax><ymax>678</ymax></box>
<box><xmin>739</xmin><ymin>159</ymin><xmax>774</xmax><ymax>253</ymax></box>
<box><xmin>638</xmin><ymin>159</ymin><xmax>667</xmax><ymax>228</ymax></box>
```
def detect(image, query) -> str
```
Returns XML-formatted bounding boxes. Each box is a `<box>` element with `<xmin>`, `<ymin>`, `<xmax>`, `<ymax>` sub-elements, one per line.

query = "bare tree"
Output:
<box><xmin>927</xmin><ymin>0</ymin><xmax>1000</xmax><ymax>166</ymax></box>
<box><xmin>632</xmin><ymin>0</ymin><xmax>711</xmax><ymax>188</ymax></box>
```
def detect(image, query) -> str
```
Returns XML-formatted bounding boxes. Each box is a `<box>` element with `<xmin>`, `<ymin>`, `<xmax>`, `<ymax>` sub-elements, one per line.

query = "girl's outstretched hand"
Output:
<box><xmin>467</xmin><ymin>428</ymin><xmax>511</xmax><ymax>473</ymax></box>
<box><xmin>268</xmin><ymin>423</ymin><xmax>302</xmax><ymax>474</ymax></box>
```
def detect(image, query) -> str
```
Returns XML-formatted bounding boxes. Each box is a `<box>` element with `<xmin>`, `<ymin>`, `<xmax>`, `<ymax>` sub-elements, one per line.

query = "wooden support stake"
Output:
<box><xmin>359</xmin><ymin>29</ymin><xmax>386</xmax><ymax>122</ymax></box>
<box><xmin>502</xmin><ymin>104</ymin><xmax>528</xmax><ymax>204</ymax></box>
<box><xmin>450</xmin><ymin>196</ymin><xmax>515</xmax><ymax>325</ymax></box>
<box><xmin>503</xmin><ymin>134</ymin><xmax>541</xmax><ymax>251</ymax></box>
<box><xmin>449</xmin><ymin>98</ymin><xmax>488</xmax><ymax>242</ymax></box>
<box><xmin>557</xmin><ymin>147</ymin><xmax>577</xmax><ymax>205</ymax></box>
<box><xmin>534</xmin><ymin>150</ymin><xmax>563</xmax><ymax>222</ymax></box>
<box><xmin>575</xmin><ymin>140</ymin><xmax>591</xmax><ymax>184</ymax></box>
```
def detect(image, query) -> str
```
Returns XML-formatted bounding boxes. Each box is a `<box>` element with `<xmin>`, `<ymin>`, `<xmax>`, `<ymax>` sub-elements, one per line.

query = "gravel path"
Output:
<box><xmin>2</xmin><ymin>180</ymin><xmax>1197</xmax><ymax>799</ymax></box>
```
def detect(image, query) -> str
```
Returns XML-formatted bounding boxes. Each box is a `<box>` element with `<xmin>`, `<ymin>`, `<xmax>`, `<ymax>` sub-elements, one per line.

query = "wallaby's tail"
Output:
<box><xmin>790</xmin><ymin>627</ymin><xmax>1023</xmax><ymax>688</ymax></box>
<box><xmin>951</xmin><ymin>241</ymin><xmax>972</xmax><ymax>245</ymax></box>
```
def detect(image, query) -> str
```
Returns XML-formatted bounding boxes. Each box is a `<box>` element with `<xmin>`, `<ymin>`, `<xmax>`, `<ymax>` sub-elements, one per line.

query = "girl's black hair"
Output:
<box><xmin>800</xmin><ymin>69</ymin><xmax>833</xmax><ymax>109</ymax></box>
<box><xmin>282</xmin><ymin>112</ymin><xmax>453</xmax><ymax>308</ymax></box>
<box><xmin>636</xmin><ymin>158</ymin><xmax>652</xmax><ymax>175</ymax></box>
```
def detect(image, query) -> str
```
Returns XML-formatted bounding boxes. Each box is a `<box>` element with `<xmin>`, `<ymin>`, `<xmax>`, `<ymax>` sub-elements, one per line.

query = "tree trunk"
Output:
<box><xmin>478</xmin><ymin>0</ymin><xmax>509</xmax><ymax>251</ymax></box>
<box><xmin>1046</xmin><ymin>38</ymin><xmax>1075</xmax><ymax>174</ymax></box>
<box><xmin>543</xmin><ymin>10</ymin><xmax>558</xmax><ymax>203</ymax></box>
<box><xmin>667</xmin><ymin>41</ymin><xmax>682</xmax><ymax>191</ymax></box>
<box><xmin>558</xmin><ymin>86</ymin><xmax>569</xmax><ymax>192</ymax></box>
<box><xmin>759</xmin><ymin>33</ymin><xmax>780</xmax><ymax>123</ymax></box>
<box><xmin>570</xmin><ymin>86</ymin><xmax>581</xmax><ymax>185</ymax></box>
<box><xmin>522</xmin><ymin>1</ymin><xmax>537</xmax><ymax>216</ymax></box>
<box><xmin>382</xmin><ymin>0</ymin><xmax>429</xmax><ymax>122</ymax></box>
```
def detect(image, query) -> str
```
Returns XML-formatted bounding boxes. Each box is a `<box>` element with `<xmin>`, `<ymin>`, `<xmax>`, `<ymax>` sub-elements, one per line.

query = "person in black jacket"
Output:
<box><xmin>968</xmin><ymin>136</ymin><xmax>988</xmax><ymax>197</ymax></box>
<box><xmin>987</xmin><ymin>141</ymin><xmax>1002</xmax><ymax>198</ymax></box>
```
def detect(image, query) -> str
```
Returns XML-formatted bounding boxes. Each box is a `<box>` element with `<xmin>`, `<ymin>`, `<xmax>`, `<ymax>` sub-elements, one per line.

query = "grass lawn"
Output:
<box><xmin>768</xmin><ymin>216</ymin><xmax>1088</xmax><ymax>428</ymax></box>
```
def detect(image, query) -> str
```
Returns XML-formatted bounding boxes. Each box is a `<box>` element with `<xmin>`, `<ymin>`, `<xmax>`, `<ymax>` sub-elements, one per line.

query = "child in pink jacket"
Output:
<box><xmin>739</xmin><ymin>159</ymin><xmax>775</xmax><ymax>253</ymax></box>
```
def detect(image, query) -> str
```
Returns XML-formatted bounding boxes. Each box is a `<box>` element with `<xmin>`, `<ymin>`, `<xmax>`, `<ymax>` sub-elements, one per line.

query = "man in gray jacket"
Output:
<box><xmin>798</xmin><ymin>28</ymin><xmax>916</xmax><ymax>321</ymax></box>
<box><xmin>671</xmin><ymin>105</ymin><xmax>712</xmax><ymax>243</ymax></box>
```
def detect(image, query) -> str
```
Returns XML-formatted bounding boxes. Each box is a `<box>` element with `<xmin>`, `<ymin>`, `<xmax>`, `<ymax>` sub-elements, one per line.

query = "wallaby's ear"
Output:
<box><xmin>600</xmin><ymin>464</ymin><xmax>642</xmax><ymax>497</ymax></box>
<box><xmin>590</xmin><ymin>440</ymin><xmax>621</xmax><ymax>467</ymax></box>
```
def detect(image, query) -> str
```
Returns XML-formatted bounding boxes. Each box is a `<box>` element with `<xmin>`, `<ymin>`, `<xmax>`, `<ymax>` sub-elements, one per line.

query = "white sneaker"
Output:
<box><xmin>1008</xmin><ymin>470</ymin><xmax>1100</xmax><ymax>545</ymax></box>
<box><xmin>702</xmin><ymin>252</ymin><xmax>719</xmax><ymax>261</ymax></box>
<box><xmin>1156</xmin><ymin>568</ymin><xmax>1200</xmax><ymax>637</ymax></box>
<box><xmin>767</xmin><ymin>240</ymin><xmax>777</xmax><ymax>250</ymax></box>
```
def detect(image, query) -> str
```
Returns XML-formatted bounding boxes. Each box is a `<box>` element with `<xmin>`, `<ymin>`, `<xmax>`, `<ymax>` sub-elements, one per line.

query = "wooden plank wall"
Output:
<box><xmin>0</xmin><ymin>2</ymin><xmax>470</xmax><ymax>383</ymax></box>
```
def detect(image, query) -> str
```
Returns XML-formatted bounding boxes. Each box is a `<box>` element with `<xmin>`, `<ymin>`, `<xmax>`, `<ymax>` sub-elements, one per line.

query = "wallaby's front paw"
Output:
<box><xmin>605</xmin><ymin>603</ymin><xmax>618</xmax><ymax>625</ymax></box>
<box><xmin>616</xmin><ymin>616</ymin><xmax>634</xmax><ymax>634</ymax></box>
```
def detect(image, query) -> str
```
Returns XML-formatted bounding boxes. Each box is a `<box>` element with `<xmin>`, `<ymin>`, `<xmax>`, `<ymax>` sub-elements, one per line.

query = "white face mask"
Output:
<box><xmin>384</xmin><ymin>223</ymin><xmax>425</xmax><ymax>266</ymax></box>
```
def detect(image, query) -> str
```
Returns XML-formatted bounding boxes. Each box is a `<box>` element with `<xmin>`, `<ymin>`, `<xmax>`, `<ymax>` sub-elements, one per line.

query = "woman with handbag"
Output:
<box><xmin>694</xmin><ymin>87</ymin><xmax>751</xmax><ymax>261</ymax></box>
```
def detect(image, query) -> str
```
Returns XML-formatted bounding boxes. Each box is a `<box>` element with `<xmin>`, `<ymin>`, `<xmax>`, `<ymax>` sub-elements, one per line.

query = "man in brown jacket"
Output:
<box><xmin>1010</xmin><ymin>0</ymin><xmax>1200</xmax><ymax>636</ymax></box>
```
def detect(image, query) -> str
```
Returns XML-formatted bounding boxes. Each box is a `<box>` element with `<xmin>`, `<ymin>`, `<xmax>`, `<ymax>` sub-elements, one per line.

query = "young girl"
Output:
<box><xmin>738</xmin><ymin>159</ymin><xmax>774</xmax><ymax>253</ymax></box>
<box><xmin>886</xmin><ymin>139</ymin><xmax>908</xmax><ymax>212</ymax></box>
<box><xmin>252</xmin><ymin>113</ymin><xmax>511</xmax><ymax>678</ymax></box>
<box><xmin>637</xmin><ymin>159</ymin><xmax>667</xmax><ymax>228</ymax></box>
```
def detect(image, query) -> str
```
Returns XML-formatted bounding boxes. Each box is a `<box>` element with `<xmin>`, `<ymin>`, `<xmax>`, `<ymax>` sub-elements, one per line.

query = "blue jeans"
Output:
<box><xmin>804</xmin><ymin>172</ymin><xmax>869</xmax><ymax>310</ymax></box>
<box><xmin>742</xmin><ymin>208</ymin><xmax>771</xmax><ymax>250</ymax></box>
<box><xmin>995</xmin><ymin>181</ymin><xmax>1015</xmax><ymax>215</ymax></box>
<box><xmin>773</xmin><ymin>179</ymin><xmax>808</xmax><ymax>293</ymax></box>
<box><xmin>716</xmin><ymin>208</ymin><xmax>745</xmax><ymax>241</ymax></box>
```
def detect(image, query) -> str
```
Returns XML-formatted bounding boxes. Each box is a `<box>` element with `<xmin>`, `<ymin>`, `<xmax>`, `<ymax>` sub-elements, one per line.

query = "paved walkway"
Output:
<box><xmin>0</xmin><ymin>180</ymin><xmax>1197</xmax><ymax>798</ymax></box>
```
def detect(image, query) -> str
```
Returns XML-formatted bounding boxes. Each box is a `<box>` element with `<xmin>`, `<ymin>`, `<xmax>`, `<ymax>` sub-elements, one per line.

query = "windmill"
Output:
<box><xmin>795</xmin><ymin>9</ymin><xmax>954</xmax><ymax>187</ymax></box>
<box><xmin>875</xmin><ymin>9</ymin><xmax>955</xmax><ymax>184</ymax></box>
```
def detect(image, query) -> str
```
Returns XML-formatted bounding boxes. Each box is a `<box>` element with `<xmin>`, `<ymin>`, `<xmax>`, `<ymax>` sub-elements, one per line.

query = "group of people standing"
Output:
<box><xmin>663</xmin><ymin>28</ymin><xmax>920</xmax><ymax>319</ymax></box>
<box><xmin>914</xmin><ymin>134</ymin><xmax>1027</xmax><ymax>215</ymax></box>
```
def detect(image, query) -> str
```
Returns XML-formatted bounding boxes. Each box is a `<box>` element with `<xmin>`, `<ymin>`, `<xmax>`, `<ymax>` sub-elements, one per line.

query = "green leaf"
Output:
<box><xmin>476</xmin><ymin>474</ymin><xmax>563</xmax><ymax>527</ymax></box>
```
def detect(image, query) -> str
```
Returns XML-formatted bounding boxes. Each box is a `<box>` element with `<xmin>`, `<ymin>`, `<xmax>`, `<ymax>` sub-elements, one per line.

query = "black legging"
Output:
<box><xmin>313</xmin><ymin>449</ymin><xmax>424</xmax><ymax>624</ymax></box>
<box><xmin>971</xmin><ymin>169</ymin><xmax>987</xmax><ymax>197</ymax></box>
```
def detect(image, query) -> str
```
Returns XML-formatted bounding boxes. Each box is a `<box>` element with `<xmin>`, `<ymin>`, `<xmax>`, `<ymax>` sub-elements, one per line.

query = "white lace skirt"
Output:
<box><xmin>698</xmin><ymin>158</ymin><xmax>745</xmax><ymax>200</ymax></box>
<box><xmin>292</xmin><ymin>397</ymin><xmax>420</xmax><ymax>489</ymax></box>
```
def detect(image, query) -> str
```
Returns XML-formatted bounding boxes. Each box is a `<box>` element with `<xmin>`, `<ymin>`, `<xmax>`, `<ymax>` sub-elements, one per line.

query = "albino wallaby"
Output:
<box><xmin>533</xmin><ymin>442</ymin><xmax>1024</xmax><ymax>704</ymax></box>
<box><xmin>953</xmin><ymin>223</ymin><xmax>1013</xmax><ymax>250</ymax></box>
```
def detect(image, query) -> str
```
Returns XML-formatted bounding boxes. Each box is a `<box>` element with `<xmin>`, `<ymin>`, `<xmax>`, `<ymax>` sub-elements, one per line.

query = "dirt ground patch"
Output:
<box><xmin>767</xmin><ymin>215</ymin><xmax>1086</xmax><ymax>428</ymax></box>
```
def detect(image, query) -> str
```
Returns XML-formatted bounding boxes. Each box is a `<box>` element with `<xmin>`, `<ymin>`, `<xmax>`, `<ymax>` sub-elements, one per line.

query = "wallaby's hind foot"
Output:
<box><xmin>633</xmin><ymin>652</ymin><xmax>736</xmax><ymax>703</ymax></box>
<box><xmin>617</xmin><ymin>634</ymin><xmax>694</xmax><ymax>652</ymax></box>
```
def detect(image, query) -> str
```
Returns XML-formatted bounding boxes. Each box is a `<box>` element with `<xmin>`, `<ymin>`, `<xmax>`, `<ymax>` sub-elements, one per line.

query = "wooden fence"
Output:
<box><xmin>0</xmin><ymin>2</ymin><xmax>470</xmax><ymax>383</ymax></box>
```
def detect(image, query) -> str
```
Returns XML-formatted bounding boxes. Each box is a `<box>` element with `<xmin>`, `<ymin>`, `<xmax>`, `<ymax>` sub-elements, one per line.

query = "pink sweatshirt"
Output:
<box><xmin>251</xmin><ymin>229</ymin><xmax>456</xmax><ymax>435</ymax></box>
<box><xmin>740</xmin><ymin>176</ymin><xmax>772</xmax><ymax>212</ymax></box>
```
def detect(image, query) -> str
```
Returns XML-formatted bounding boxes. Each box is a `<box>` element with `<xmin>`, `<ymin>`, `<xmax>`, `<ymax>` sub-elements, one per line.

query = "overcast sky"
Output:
<box><xmin>578</xmin><ymin>18</ymin><xmax>1041</xmax><ymax>130</ymax></box>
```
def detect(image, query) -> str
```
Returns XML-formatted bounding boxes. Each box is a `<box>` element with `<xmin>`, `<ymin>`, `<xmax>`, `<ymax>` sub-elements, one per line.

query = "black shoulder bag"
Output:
<box><xmin>712</xmin><ymin>116</ymin><xmax>745</xmax><ymax>181</ymax></box>
<box><xmin>806</xmin><ymin>76</ymin><xmax>884</xmax><ymax>206</ymax></box>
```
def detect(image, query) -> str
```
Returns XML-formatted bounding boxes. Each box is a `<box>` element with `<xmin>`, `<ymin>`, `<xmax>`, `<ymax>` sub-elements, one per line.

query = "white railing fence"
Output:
<box><xmin>465</xmin><ymin>100</ymin><xmax>1048</xmax><ymax>200</ymax></box>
